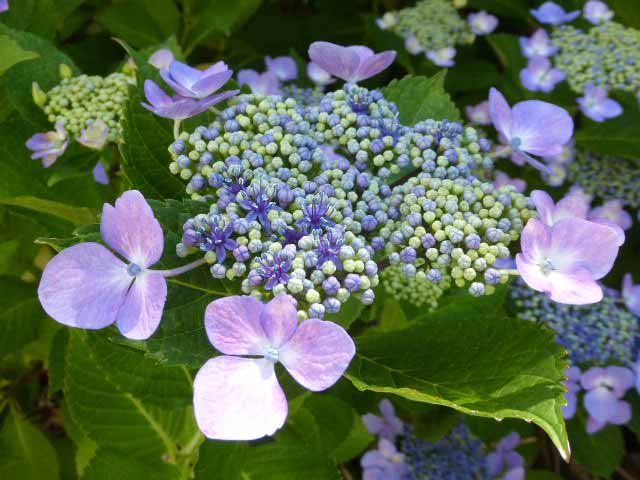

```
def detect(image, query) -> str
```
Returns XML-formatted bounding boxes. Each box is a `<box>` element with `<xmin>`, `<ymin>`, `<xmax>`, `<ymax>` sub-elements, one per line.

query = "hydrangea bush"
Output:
<box><xmin>1</xmin><ymin>1</ymin><xmax>640</xmax><ymax>479</ymax></box>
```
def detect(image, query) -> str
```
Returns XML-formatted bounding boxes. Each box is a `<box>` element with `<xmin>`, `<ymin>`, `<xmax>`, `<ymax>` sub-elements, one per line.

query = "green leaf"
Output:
<box><xmin>575</xmin><ymin>93</ymin><xmax>640</xmax><ymax>161</ymax></box>
<box><xmin>63</xmin><ymin>330</ymin><xmax>201</xmax><ymax>475</ymax></box>
<box><xmin>345</xmin><ymin>293</ymin><xmax>570</xmax><ymax>460</ymax></box>
<box><xmin>566</xmin><ymin>417</ymin><xmax>624</xmax><ymax>477</ymax></box>
<box><xmin>525</xmin><ymin>471</ymin><xmax>565</xmax><ymax>480</ymax></box>
<box><xmin>0</xmin><ymin>277</ymin><xmax>45</xmax><ymax>358</ymax></box>
<box><xmin>49</xmin><ymin>328</ymin><xmax>68</xmax><ymax>393</ymax></box>
<box><xmin>0</xmin><ymin>35</ymin><xmax>39</xmax><ymax>76</ymax></box>
<box><xmin>97</xmin><ymin>0</ymin><xmax>180</xmax><ymax>49</ymax></box>
<box><xmin>0</xmin><ymin>196</ymin><xmax>97</xmax><ymax>226</ymax></box>
<box><xmin>0</xmin><ymin>407</ymin><xmax>60</xmax><ymax>480</ymax></box>
<box><xmin>382</xmin><ymin>73</ymin><xmax>461</xmax><ymax>125</ymax></box>
<box><xmin>0</xmin><ymin>0</ymin><xmax>86</xmax><ymax>40</ymax></box>
<box><xmin>82</xmin><ymin>447</ymin><xmax>180</xmax><ymax>480</ymax></box>
<box><xmin>185</xmin><ymin>0</ymin><xmax>262</xmax><ymax>55</ymax></box>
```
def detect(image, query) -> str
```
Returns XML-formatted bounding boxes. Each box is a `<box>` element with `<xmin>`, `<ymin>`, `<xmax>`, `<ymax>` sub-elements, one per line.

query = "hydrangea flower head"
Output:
<box><xmin>362</xmin><ymin>399</ymin><xmax>404</xmax><ymax>441</ymax></box>
<box><xmin>265</xmin><ymin>55</ymin><xmax>297</xmax><ymax>82</ymax></box>
<box><xmin>489</xmin><ymin>88</ymin><xmax>573</xmax><ymax>171</ymax></box>
<box><xmin>486</xmin><ymin>432</ymin><xmax>524</xmax><ymax>478</ymax></box>
<box><xmin>516</xmin><ymin>216</ymin><xmax>621</xmax><ymax>304</ymax></box>
<box><xmin>581</xmin><ymin>366</ymin><xmax>634</xmax><ymax>433</ymax></box>
<box><xmin>520</xmin><ymin>29</ymin><xmax>559</xmax><ymax>58</ymax></box>
<box><xmin>467</xmin><ymin>11</ymin><xmax>498</xmax><ymax>35</ymax></box>
<box><xmin>530</xmin><ymin>2</ymin><xmax>580</xmax><ymax>25</ymax></box>
<box><xmin>623</xmin><ymin>274</ymin><xmax>640</xmax><ymax>316</ymax></box>
<box><xmin>26</xmin><ymin>123</ymin><xmax>69</xmax><ymax>167</ymax></box>
<box><xmin>361</xmin><ymin>438</ymin><xmax>408</xmax><ymax>480</ymax></box>
<box><xmin>465</xmin><ymin>100</ymin><xmax>491</xmax><ymax>125</ymax></box>
<box><xmin>77</xmin><ymin>119</ymin><xmax>109</xmax><ymax>150</ymax></box>
<box><xmin>584</xmin><ymin>1</ymin><xmax>614</xmax><ymax>25</ymax></box>
<box><xmin>520</xmin><ymin>56</ymin><xmax>566</xmax><ymax>93</ymax></box>
<box><xmin>308</xmin><ymin>42</ymin><xmax>396</xmax><ymax>83</ymax></box>
<box><xmin>237</xmin><ymin>69</ymin><xmax>282</xmax><ymax>95</ymax></box>
<box><xmin>426</xmin><ymin>47</ymin><xmax>456</xmax><ymax>67</ymax></box>
<box><xmin>142</xmin><ymin>80</ymin><xmax>237</xmax><ymax>120</ymax></box>
<box><xmin>578</xmin><ymin>84</ymin><xmax>623</xmax><ymax>122</ymax></box>
<box><xmin>38</xmin><ymin>190</ymin><xmax>167</xmax><ymax>340</ymax></box>
<box><xmin>589</xmin><ymin>199</ymin><xmax>632</xmax><ymax>231</ymax></box>
<box><xmin>563</xmin><ymin>366</ymin><xmax>581</xmax><ymax>419</ymax></box>
<box><xmin>193</xmin><ymin>294</ymin><xmax>355</xmax><ymax>440</ymax></box>
<box><xmin>148</xmin><ymin>49</ymin><xmax>174</xmax><ymax>70</ymax></box>
<box><xmin>307</xmin><ymin>61</ymin><xmax>334</xmax><ymax>86</ymax></box>
<box><xmin>160</xmin><ymin>59</ymin><xmax>232</xmax><ymax>99</ymax></box>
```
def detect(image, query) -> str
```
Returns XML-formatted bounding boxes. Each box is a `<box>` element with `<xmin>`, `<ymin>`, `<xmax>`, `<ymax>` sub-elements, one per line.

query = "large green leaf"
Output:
<box><xmin>0</xmin><ymin>407</ymin><xmax>60</xmax><ymax>480</ymax></box>
<box><xmin>566</xmin><ymin>417</ymin><xmax>624</xmax><ymax>477</ymax></box>
<box><xmin>0</xmin><ymin>0</ymin><xmax>85</xmax><ymax>40</ymax></box>
<box><xmin>63</xmin><ymin>330</ymin><xmax>201</xmax><ymax>476</ymax></box>
<box><xmin>0</xmin><ymin>277</ymin><xmax>46</xmax><ymax>358</ymax></box>
<box><xmin>0</xmin><ymin>34</ymin><xmax>38</xmax><ymax>75</ymax></box>
<box><xmin>382</xmin><ymin>72</ymin><xmax>461</xmax><ymax>125</ymax></box>
<box><xmin>346</xmin><ymin>292</ymin><xmax>571</xmax><ymax>460</ymax></box>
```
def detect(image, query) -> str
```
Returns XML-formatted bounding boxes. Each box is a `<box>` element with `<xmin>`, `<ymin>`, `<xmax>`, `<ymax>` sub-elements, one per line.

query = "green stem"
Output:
<box><xmin>173</xmin><ymin>119</ymin><xmax>182</xmax><ymax>140</ymax></box>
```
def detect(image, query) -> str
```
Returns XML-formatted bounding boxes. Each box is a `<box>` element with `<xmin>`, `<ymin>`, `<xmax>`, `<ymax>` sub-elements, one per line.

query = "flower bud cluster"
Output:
<box><xmin>568</xmin><ymin>151</ymin><xmax>640</xmax><ymax>208</ymax></box>
<box><xmin>382</xmin><ymin>175</ymin><xmax>533</xmax><ymax>296</ymax></box>
<box><xmin>38</xmin><ymin>70</ymin><xmax>134</xmax><ymax>144</ymax></box>
<box><xmin>551</xmin><ymin>22</ymin><xmax>640</xmax><ymax>94</ymax></box>
<box><xmin>281</xmin><ymin>84</ymin><xmax>325</xmax><ymax>107</ymax></box>
<box><xmin>170</xmin><ymin>85</ymin><xmax>530</xmax><ymax>315</ymax></box>
<box><xmin>401</xmin><ymin>423</ymin><xmax>489</xmax><ymax>480</ymax></box>
<box><xmin>380</xmin><ymin>0</ymin><xmax>475</xmax><ymax>53</ymax></box>
<box><xmin>381</xmin><ymin>264</ymin><xmax>449</xmax><ymax>311</ymax></box>
<box><xmin>511</xmin><ymin>282</ymin><xmax>639</xmax><ymax>366</ymax></box>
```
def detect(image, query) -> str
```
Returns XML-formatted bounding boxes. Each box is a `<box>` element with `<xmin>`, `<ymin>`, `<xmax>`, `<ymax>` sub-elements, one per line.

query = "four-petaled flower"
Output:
<box><xmin>489</xmin><ymin>88</ymin><xmax>573</xmax><ymax>173</ymax></box>
<box><xmin>362</xmin><ymin>399</ymin><xmax>404</xmax><ymax>442</ymax></box>
<box><xmin>77</xmin><ymin>119</ymin><xmax>109</xmax><ymax>150</ymax></box>
<box><xmin>426</xmin><ymin>47</ymin><xmax>456</xmax><ymax>67</ymax></box>
<box><xmin>160</xmin><ymin>60</ymin><xmax>233</xmax><ymax>99</ymax></box>
<box><xmin>26</xmin><ymin>123</ymin><xmax>69</xmax><ymax>167</ymax></box>
<box><xmin>360</xmin><ymin>438</ymin><xmax>408</xmax><ymax>480</ymax></box>
<box><xmin>468</xmin><ymin>11</ymin><xmax>499</xmax><ymax>35</ymax></box>
<box><xmin>193</xmin><ymin>294</ymin><xmax>355</xmax><ymax>440</ymax></box>
<box><xmin>578</xmin><ymin>84</ymin><xmax>623</xmax><ymax>122</ymax></box>
<box><xmin>237</xmin><ymin>69</ymin><xmax>282</xmax><ymax>95</ymax></box>
<box><xmin>581</xmin><ymin>366</ymin><xmax>634</xmax><ymax>433</ymax></box>
<box><xmin>308</xmin><ymin>41</ymin><xmax>396</xmax><ymax>84</ymax></box>
<box><xmin>520</xmin><ymin>56</ymin><xmax>566</xmax><ymax>93</ymax></box>
<box><xmin>519</xmin><ymin>29</ymin><xmax>559</xmax><ymax>58</ymax></box>
<box><xmin>584</xmin><ymin>0</ymin><xmax>614</xmax><ymax>25</ymax></box>
<box><xmin>142</xmin><ymin>80</ymin><xmax>237</xmax><ymax>120</ymax></box>
<box><xmin>530</xmin><ymin>2</ymin><xmax>580</xmax><ymax>25</ymax></box>
<box><xmin>38</xmin><ymin>190</ymin><xmax>167</xmax><ymax>340</ymax></box>
<box><xmin>265</xmin><ymin>55</ymin><xmax>298</xmax><ymax>82</ymax></box>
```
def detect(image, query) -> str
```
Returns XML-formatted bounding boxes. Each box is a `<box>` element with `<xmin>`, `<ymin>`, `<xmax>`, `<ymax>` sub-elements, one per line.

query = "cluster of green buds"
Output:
<box><xmin>33</xmin><ymin>63</ymin><xmax>135</xmax><ymax>146</ymax></box>
<box><xmin>551</xmin><ymin>22</ymin><xmax>640</xmax><ymax>94</ymax></box>
<box><xmin>381</xmin><ymin>263</ymin><xmax>450</xmax><ymax>310</ymax></box>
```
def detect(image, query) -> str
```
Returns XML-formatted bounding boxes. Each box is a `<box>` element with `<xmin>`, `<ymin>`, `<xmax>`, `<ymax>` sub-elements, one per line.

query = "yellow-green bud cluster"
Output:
<box><xmin>551</xmin><ymin>22</ymin><xmax>640</xmax><ymax>94</ymax></box>
<box><xmin>381</xmin><ymin>264</ymin><xmax>449</xmax><ymax>311</ymax></box>
<box><xmin>38</xmin><ymin>70</ymin><xmax>134</xmax><ymax>144</ymax></box>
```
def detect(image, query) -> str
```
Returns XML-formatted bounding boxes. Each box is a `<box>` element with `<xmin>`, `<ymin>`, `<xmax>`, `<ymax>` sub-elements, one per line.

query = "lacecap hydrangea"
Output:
<box><xmin>166</xmin><ymin>83</ymin><xmax>534</xmax><ymax>318</ymax></box>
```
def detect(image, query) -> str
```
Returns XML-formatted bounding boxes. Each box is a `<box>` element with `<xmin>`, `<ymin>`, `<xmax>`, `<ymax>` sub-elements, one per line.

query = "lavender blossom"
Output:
<box><xmin>308</xmin><ymin>41</ymin><xmax>396</xmax><ymax>83</ymax></box>
<box><xmin>581</xmin><ymin>366</ymin><xmax>634</xmax><ymax>433</ymax></box>
<box><xmin>296</xmin><ymin>194</ymin><xmax>335</xmax><ymax>234</ymax></box>
<box><xmin>148</xmin><ymin>49</ymin><xmax>174</xmax><ymax>70</ymax></box>
<box><xmin>494</xmin><ymin>171</ymin><xmax>526</xmax><ymax>193</ymax></box>
<box><xmin>265</xmin><ymin>56</ymin><xmax>298</xmax><ymax>82</ymax></box>
<box><xmin>520</xmin><ymin>56</ymin><xmax>566</xmax><ymax>93</ymax></box>
<box><xmin>468</xmin><ymin>11</ymin><xmax>498</xmax><ymax>35</ymax></box>
<box><xmin>77</xmin><ymin>119</ymin><xmax>109</xmax><ymax>150</ymax></box>
<box><xmin>237</xmin><ymin>69</ymin><xmax>282</xmax><ymax>95</ymax></box>
<box><xmin>362</xmin><ymin>399</ymin><xmax>404</xmax><ymax>441</ymax></box>
<box><xmin>589</xmin><ymin>200</ymin><xmax>633</xmax><ymax>231</ymax></box>
<box><xmin>584</xmin><ymin>1</ymin><xmax>614</xmax><ymax>25</ymax></box>
<box><xmin>486</xmin><ymin>433</ymin><xmax>524</xmax><ymax>478</ymax></box>
<box><xmin>563</xmin><ymin>366</ymin><xmax>581</xmax><ymax>419</ymax></box>
<box><xmin>519</xmin><ymin>29</ymin><xmax>559</xmax><ymax>58</ymax></box>
<box><xmin>578</xmin><ymin>84</ymin><xmax>623</xmax><ymax>122</ymax></box>
<box><xmin>26</xmin><ymin>123</ymin><xmax>69</xmax><ymax>167</ymax></box>
<box><xmin>92</xmin><ymin>161</ymin><xmax>109</xmax><ymax>185</ymax></box>
<box><xmin>530</xmin><ymin>2</ymin><xmax>580</xmax><ymax>25</ymax></box>
<box><xmin>361</xmin><ymin>439</ymin><xmax>408</xmax><ymax>480</ymax></box>
<box><xmin>307</xmin><ymin>62</ymin><xmax>334</xmax><ymax>86</ymax></box>
<box><xmin>0</xmin><ymin>0</ymin><xmax>7</xmax><ymax>13</ymax></box>
<box><xmin>160</xmin><ymin>59</ymin><xmax>233</xmax><ymax>99</ymax></box>
<box><xmin>426</xmin><ymin>47</ymin><xmax>456</xmax><ymax>67</ymax></box>
<box><xmin>465</xmin><ymin>100</ymin><xmax>491</xmax><ymax>125</ymax></box>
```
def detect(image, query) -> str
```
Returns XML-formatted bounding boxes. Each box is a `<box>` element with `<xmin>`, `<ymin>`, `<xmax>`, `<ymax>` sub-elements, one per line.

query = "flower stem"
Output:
<box><xmin>488</xmin><ymin>145</ymin><xmax>512</xmax><ymax>159</ymax></box>
<box><xmin>153</xmin><ymin>258</ymin><xmax>207</xmax><ymax>278</ymax></box>
<box><xmin>173</xmin><ymin>119</ymin><xmax>182</xmax><ymax>140</ymax></box>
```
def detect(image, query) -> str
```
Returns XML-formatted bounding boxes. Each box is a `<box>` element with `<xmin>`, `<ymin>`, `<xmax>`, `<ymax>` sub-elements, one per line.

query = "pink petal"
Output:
<box><xmin>530</xmin><ymin>190</ymin><xmax>556</xmax><ymax>225</ymax></box>
<box><xmin>489</xmin><ymin>88</ymin><xmax>512</xmax><ymax>140</ymax></box>
<box><xmin>515</xmin><ymin>253</ymin><xmax>553</xmax><ymax>294</ymax></box>
<box><xmin>100</xmin><ymin>190</ymin><xmax>164</xmax><ymax>268</ymax></box>
<box><xmin>38</xmin><ymin>243</ymin><xmax>131</xmax><ymax>330</ymax></box>
<box><xmin>279</xmin><ymin>319</ymin><xmax>355</xmax><ymax>391</ymax></box>
<box><xmin>204</xmin><ymin>296</ymin><xmax>269</xmax><ymax>355</ymax></box>
<box><xmin>355</xmin><ymin>51</ymin><xmax>396</xmax><ymax>83</ymax></box>
<box><xmin>546</xmin><ymin>267</ymin><xmax>603</xmax><ymax>304</ymax></box>
<box><xmin>115</xmin><ymin>272</ymin><xmax>167</xmax><ymax>340</ymax></box>
<box><xmin>260</xmin><ymin>294</ymin><xmax>298</xmax><ymax>349</ymax></box>
<box><xmin>193</xmin><ymin>356</ymin><xmax>287</xmax><ymax>440</ymax></box>
<box><xmin>609</xmin><ymin>400</ymin><xmax>632</xmax><ymax>425</ymax></box>
<box><xmin>519</xmin><ymin>218</ymin><xmax>551</xmax><ymax>262</ymax></box>
<box><xmin>553</xmin><ymin>192</ymin><xmax>590</xmax><ymax>222</ymax></box>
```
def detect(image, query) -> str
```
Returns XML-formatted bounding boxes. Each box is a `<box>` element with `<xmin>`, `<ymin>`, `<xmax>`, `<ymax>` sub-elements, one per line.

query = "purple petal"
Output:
<box><xmin>202</xmin><ymin>60</ymin><xmax>229</xmax><ymax>77</ymax></box>
<box><xmin>100</xmin><ymin>190</ymin><xmax>164</xmax><ymax>268</ymax></box>
<box><xmin>499</xmin><ymin>432</ymin><xmax>521</xmax><ymax>451</ymax></box>
<box><xmin>486</xmin><ymin>452</ymin><xmax>504</xmax><ymax>476</ymax></box>
<box><xmin>520</xmin><ymin>218</ymin><xmax>551</xmax><ymax>261</ymax></box>
<box><xmin>148</xmin><ymin>49</ymin><xmax>174</xmax><ymax>70</ymax></box>
<box><xmin>237</xmin><ymin>69</ymin><xmax>260</xmax><ymax>87</ymax></box>
<box><xmin>38</xmin><ymin>243</ymin><xmax>131</xmax><ymax>330</ymax></box>
<box><xmin>379</xmin><ymin>398</ymin><xmax>395</xmax><ymax>420</ymax></box>
<box><xmin>144</xmin><ymin>80</ymin><xmax>172</xmax><ymax>107</ymax></box>
<box><xmin>504</xmin><ymin>451</ymin><xmax>524</xmax><ymax>469</ymax></box>
<box><xmin>92</xmin><ymin>161</ymin><xmax>109</xmax><ymax>185</ymax></box>
<box><xmin>553</xmin><ymin>191</ymin><xmax>591</xmax><ymax>222</ymax></box>
<box><xmin>563</xmin><ymin>392</ymin><xmax>577</xmax><ymax>419</ymax></box>
<box><xmin>510</xmin><ymin>100</ymin><xmax>573</xmax><ymax>156</ymax></box>
<box><xmin>307</xmin><ymin>61</ymin><xmax>333</xmax><ymax>86</ymax></box>
<box><xmin>584</xmin><ymin>387</ymin><xmax>618</xmax><ymax>422</ymax></box>
<box><xmin>115</xmin><ymin>272</ymin><xmax>166</xmax><ymax>340</ymax></box>
<box><xmin>587</xmin><ymin>416</ymin><xmax>605</xmax><ymax>433</ymax></box>
<box><xmin>361</xmin><ymin>450</ymin><xmax>387</xmax><ymax>470</ymax></box>
<box><xmin>168</xmin><ymin>60</ymin><xmax>202</xmax><ymax>88</ymax></box>
<box><xmin>265</xmin><ymin>55</ymin><xmax>298</xmax><ymax>82</ymax></box>
<box><xmin>607</xmin><ymin>366</ymin><xmax>635</xmax><ymax>394</ymax></box>
<box><xmin>362</xmin><ymin>413</ymin><xmax>384</xmax><ymax>435</ymax></box>
<box><xmin>504</xmin><ymin>467</ymin><xmax>526</xmax><ymax>480</ymax></box>
<box><xmin>160</xmin><ymin>70</ymin><xmax>195</xmax><ymax>97</ymax></box>
<box><xmin>191</xmin><ymin>70</ymin><xmax>233</xmax><ymax>98</ymax></box>
<box><xmin>489</xmin><ymin>88</ymin><xmax>512</xmax><ymax>140</ymax></box>
<box><xmin>0</xmin><ymin>0</ymin><xmax>8</xmax><ymax>13</ymax></box>
<box><xmin>530</xmin><ymin>190</ymin><xmax>556</xmax><ymax>225</ymax></box>
<box><xmin>193</xmin><ymin>356</ymin><xmax>287</xmax><ymax>440</ymax></box>
<box><xmin>609</xmin><ymin>400</ymin><xmax>632</xmax><ymax>425</ymax></box>
<box><xmin>308</xmin><ymin>42</ymin><xmax>360</xmax><ymax>83</ymax></box>
<box><xmin>204</xmin><ymin>296</ymin><xmax>269</xmax><ymax>355</ymax></box>
<box><xmin>260</xmin><ymin>293</ymin><xmax>298</xmax><ymax>349</ymax></box>
<box><xmin>580</xmin><ymin>367</ymin><xmax>606</xmax><ymax>390</ymax></box>
<box><xmin>279</xmin><ymin>318</ymin><xmax>355</xmax><ymax>391</ymax></box>
<box><xmin>355</xmin><ymin>51</ymin><xmax>396</xmax><ymax>82</ymax></box>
